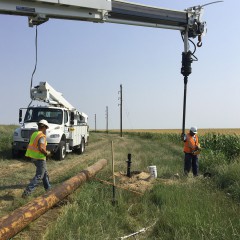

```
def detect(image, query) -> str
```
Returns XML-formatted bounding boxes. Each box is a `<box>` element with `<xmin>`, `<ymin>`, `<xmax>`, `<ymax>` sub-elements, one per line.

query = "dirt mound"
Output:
<box><xmin>114</xmin><ymin>171</ymin><xmax>155</xmax><ymax>193</ymax></box>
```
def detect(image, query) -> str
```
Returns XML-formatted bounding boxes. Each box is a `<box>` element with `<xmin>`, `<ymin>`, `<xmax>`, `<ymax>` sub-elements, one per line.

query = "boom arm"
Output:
<box><xmin>0</xmin><ymin>0</ymin><xmax>205</xmax><ymax>39</ymax></box>
<box><xmin>0</xmin><ymin>0</ymin><xmax>207</xmax><ymax>135</ymax></box>
<box><xmin>31</xmin><ymin>81</ymin><xmax>75</xmax><ymax>110</ymax></box>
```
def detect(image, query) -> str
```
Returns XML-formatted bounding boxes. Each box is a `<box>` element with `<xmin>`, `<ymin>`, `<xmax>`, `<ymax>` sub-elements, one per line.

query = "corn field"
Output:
<box><xmin>122</xmin><ymin>130</ymin><xmax>240</xmax><ymax>202</ymax></box>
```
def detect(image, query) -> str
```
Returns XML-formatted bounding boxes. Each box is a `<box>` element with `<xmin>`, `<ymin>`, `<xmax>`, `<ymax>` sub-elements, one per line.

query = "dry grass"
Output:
<box><xmin>108</xmin><ymin>128</ymin><xmax>240</xmax><ymax>136</ymax></box>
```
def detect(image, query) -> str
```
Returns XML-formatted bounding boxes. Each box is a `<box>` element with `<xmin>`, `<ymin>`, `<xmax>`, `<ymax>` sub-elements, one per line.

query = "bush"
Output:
<box><xmin>214</xmin><ymin>161</ymin><xmax>240</xmax><ymax>198</ymax></box>
<box><xmin>200</xmin><ymin>149</ymin><xmax>227</xmax><ymax>174</ymax></box>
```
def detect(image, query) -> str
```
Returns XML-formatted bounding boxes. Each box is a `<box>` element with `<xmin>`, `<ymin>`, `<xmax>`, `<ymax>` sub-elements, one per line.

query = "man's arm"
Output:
<box><xmin>38</xmin><ymin>137</ymin><xmax>50</xmax><ymax>156</ymax></box>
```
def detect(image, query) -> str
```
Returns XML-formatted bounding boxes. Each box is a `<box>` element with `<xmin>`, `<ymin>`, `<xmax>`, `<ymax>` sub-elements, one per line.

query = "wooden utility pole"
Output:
<box><xmin>0</xmin><ymin>159</ymin><xmax>108</xmax><ymax>240</ymax></box>
<box><xmin>106</xmin><ymin>106</ymin><xmax>108</xmax><ymax>134</ymax></box>
<box><xmin>119</xmin><ymin>84</ymin><xmax>123</xmax><ymax>137</ymax></box>
<box><xmin>111</xmin><ymin>141</ymin><xmax>116</xmax><ymax>205</ymax></box>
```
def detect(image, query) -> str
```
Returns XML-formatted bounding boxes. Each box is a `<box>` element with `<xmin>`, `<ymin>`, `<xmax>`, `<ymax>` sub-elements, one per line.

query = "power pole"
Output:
<box><xmin>95</xmin><ymin>114</ymin><xmax>97</xmax><ymax>132</ymax></box>
<box><xmin>106</xmin><ymin>106</ymin><xmax>108</xmax><ymax>134</ymax></box>
<box><xmin>119</xmin><ymin>84</ymin><xmax>123</xmax><ymax>137</ymax></box>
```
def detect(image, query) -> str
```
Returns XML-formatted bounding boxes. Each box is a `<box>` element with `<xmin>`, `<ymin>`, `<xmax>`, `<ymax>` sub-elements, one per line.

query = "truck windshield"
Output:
<box><xmin>24</xmin><ymin>108</ymin><xmax>63</xmax><ymax>125</ymax></box>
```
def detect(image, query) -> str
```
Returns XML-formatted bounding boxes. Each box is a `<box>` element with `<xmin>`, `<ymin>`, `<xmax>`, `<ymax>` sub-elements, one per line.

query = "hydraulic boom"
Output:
<box><xmin>0</xmin><ymin>0</ymin><xmax>205</xmax><ymax>39</ymax></box>
<box><xmin>0</xmin><ymin>0</ymin><xmax>209</xmax><ymax>136</ymax></box>
<box><xmin>31</xmin><ymin>81</ymin><xmax>75</xmax><ymax>110</ymax></box>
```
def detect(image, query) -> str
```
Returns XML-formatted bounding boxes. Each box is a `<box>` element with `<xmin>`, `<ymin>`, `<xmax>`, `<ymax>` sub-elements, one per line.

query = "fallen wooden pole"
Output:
<box><xmin>0</xmin><ymin>159</ymin><xmax>107</xmax><ymax>240</ymax></box>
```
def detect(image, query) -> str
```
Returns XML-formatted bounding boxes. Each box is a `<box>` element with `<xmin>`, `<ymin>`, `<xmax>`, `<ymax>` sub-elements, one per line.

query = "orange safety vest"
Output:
<box><xmin>183</xmin><ymin>133</ymin><xmax>199</xmax><ymax>154</ymax></box>
<box><xmin>25</xmin><ymin>131</ymin><xmax>47</xmax><ymax>160</ymax></box>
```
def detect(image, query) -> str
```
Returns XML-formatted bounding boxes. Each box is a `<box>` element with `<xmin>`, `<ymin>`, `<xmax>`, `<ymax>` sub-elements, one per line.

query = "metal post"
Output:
<box><xmin>126</xmin><ymin>153</ymin><xmax>132</xmax><ymax>177</ymax></box>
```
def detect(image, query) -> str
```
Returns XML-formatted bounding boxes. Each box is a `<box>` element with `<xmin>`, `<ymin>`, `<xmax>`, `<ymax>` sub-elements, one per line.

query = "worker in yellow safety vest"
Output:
<box><xmin>22</xmin><ymin>119</ymin><xmax>51</xmax><ymax>198</ymax></box>
<box><xmin>183</xmin><ymin>126</ymin><xmax>201</xmax><ymax>177</ymax></box>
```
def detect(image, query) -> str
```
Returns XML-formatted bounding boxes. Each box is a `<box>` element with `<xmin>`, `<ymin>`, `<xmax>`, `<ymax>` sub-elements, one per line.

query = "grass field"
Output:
<box><xmin>109</xmin><ymin>128</ymin><xmax>240</xmax><ymax>135</ymax></box>
<box><xmin>1</xmin><ymin>126</ymin><xmax>240</xmax><ymax>239</ymax></box>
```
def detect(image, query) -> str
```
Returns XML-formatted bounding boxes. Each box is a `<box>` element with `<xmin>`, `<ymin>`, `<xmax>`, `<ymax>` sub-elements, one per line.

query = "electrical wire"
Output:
<box><xmin>29</xmin><ymin>26</ymin><xmax>38</xmax><ymax>106</ymax></box>
<box><xmin>188</xmin><ymin>38</ymin><xmax>196</xmax><ymax>55</ymax></box>
<box><xmin>124</xmin><ymin>104</ymin><xmax>134</xmax><ymax>130</ymax></box>
<box><xmin>181</xmin><ymin>34</ymin><xmax>198</xmax><ymax>61</ymax></box>
<box><xmin>188</xmin><ymin>38</ymin><xmax>198</xmax><ymax>61</ymax></box>
<box><xmin>201</xmin><ymin>1</ymin><xmax>224</xmax><ymax>7</ymax></box>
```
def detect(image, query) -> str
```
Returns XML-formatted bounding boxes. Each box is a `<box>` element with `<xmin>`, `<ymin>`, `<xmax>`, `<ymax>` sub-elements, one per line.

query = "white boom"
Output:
<box><xmin>0</xmin><ymin>0</ymin><xmax>205</xmax><ymax>40</ymax></box>
<box><xmin>1</xmin><ymin>0</ymin><xmax>208</xmax><ymax>136</ymax></box>
<box><xmin>30</xmin><ymin>81</ymin><xmax>75</xmax><ymax>110</ymax></box>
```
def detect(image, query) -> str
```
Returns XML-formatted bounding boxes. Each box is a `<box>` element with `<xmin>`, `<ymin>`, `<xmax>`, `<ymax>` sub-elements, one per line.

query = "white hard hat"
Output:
<box><xmin>190</xmin><ymin>126</ymin><xmax>197</xmax><ymax>134</ymax></box>
<box><xmin>38</xmin><ymin>119</ymin><xmax>49</xmax><ymax>129</ymax></box>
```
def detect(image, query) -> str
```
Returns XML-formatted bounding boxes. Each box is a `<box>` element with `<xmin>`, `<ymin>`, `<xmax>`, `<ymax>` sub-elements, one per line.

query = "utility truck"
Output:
<box><xmin>12</xmin><ymin>82</ymin><xmax>89</xmax><ymax>160</ymax></box>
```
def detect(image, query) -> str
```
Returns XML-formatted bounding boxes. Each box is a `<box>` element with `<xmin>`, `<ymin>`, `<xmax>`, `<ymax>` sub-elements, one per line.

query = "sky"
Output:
<box><xmin>0</xmin><ymin>0</ymin><xmax>239</xmax><ymax>130</ymax></box>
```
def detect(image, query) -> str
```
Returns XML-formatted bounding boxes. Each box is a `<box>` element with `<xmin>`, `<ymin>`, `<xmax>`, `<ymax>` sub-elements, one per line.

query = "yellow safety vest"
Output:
<box><xmin>25</xmin><ymin>131</ymin><xmax>47</xmax><ymax>160</ymax></box>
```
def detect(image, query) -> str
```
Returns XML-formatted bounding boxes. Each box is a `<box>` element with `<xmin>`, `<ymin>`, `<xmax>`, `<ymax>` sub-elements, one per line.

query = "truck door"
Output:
<box><xmin>64</xmin><ymin>110</ymin><xmax>70</xmax><ymax>139</ymax></box>
<box><xmin>69</xmin><ymin>112</ymin><xmax>81</xmax><ymax>147</ymax></box>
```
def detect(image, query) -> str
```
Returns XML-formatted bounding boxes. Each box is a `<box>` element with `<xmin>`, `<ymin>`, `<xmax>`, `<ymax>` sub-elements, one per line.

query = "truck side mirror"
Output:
<box><xmin>70</xmin><ymin>112</ymin><xmax>74</xmax><ymax>125</ymax></box>
<box><xmin>19</xmin><ymin>109</ymin><xmax>22</xmax><ymax>123</ymax></box>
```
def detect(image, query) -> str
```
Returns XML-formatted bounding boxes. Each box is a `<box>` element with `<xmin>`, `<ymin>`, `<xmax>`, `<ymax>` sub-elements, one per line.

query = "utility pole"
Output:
<box><xmin>106</xmin><ymin>106</ymin><xmax>108</xmax><ymax>134</ymax></box>
<box><xmin>95</xmin><ymin>114</ymin><xmax>97</xmax><ymax>132</ymax></box>
<box><xmin>119</xmin><ymin>84</ymin><xmax>123</xmax><ymax>137</ymax></box>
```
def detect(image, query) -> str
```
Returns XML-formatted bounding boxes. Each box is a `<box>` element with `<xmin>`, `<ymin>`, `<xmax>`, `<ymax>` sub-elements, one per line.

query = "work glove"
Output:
<box><xmin>181</xmin><ymin>133</ymin><xmax>187</xmax><ymax>142</ymax></box>
<box><xmin>46</xmin><ymin>151</ymin><xmax>52</xmax><ymax>157</ymax></box>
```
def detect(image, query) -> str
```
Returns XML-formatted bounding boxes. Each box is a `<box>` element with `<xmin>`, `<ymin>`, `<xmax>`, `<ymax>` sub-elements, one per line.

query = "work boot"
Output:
<box><xmin>22</xmin><ymin>190</ymin><xmax>30</xmax><ymax>198</ymax></box>
<box><xmin>45</xmin><ymin>187</ymin><xmax>51</xmax><ymax>192</ymax></box>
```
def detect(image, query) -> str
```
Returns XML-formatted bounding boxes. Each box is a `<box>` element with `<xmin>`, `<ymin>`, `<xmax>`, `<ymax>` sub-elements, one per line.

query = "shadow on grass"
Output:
<box><xmin>0</xmin><ymin>195</ymin><xmax>15</xmax><ymax>201</ymax></box>
<box><xmin>0</xmin><ymin>149</ymin><xmax>28</xmax><ymax>161</ymax></box>
<box><xmin>0</xmin><ymin>184</ymin><xmax>26</xmax><ymax>191</ymax></box>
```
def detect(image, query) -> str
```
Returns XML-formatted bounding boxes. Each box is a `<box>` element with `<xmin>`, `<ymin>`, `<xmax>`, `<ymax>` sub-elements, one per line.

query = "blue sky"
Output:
<box><xmin>0</xmin><ymin>0</ymin><xmax>239</xmax><ymax>130</ymax></box>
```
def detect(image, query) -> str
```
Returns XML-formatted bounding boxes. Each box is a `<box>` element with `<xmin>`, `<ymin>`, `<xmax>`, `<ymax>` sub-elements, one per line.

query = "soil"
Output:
<box><xmin>114</xmin><ymin>171</ymin><xmax>155</xmax><ymax>193</ymax></box>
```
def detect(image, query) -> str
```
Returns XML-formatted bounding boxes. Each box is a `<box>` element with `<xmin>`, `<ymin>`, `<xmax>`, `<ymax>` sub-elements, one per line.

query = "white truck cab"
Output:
<box><xmin>12</xmin><ymin>82</ymin><xmax>89</xmax><ymax>160</ymax></box>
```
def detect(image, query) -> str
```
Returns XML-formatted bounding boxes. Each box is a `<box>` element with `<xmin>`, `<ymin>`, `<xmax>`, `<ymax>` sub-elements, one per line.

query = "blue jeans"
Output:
<box><xmin>25</xmin><ymin>159</ymin><xmax>51</xmax><ymax>194</ymax></box>
<box><xmin>184</xmin><ymin>153</ymin><xmax>199</xmax><ymax>176</ymax></box>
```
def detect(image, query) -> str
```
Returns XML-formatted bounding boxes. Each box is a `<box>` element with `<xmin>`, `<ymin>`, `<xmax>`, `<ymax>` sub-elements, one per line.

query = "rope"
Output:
<box><xmin>118</xmin><ymin>220</ymin><xmax>157</xmax><ymax>239</ymax></box>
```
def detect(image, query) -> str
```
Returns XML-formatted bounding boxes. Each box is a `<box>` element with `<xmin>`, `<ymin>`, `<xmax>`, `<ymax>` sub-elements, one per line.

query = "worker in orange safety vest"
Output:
<box><xmin>183</xmin><ymin>126</ymin><xmax>201</xmax><ymax>177</ymax></box>
<box><xmin>22</xmin><ymin>119</ymin><xmax>51</xmax><ymax>198</ymax></box>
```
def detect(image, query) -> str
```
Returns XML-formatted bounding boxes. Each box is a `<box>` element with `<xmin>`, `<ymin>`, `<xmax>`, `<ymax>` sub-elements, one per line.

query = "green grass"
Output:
<box><xmin>43</xmin><ymin>132</ymin><xmax>240</xmax><ymax>240</ymax></box>
<box><xmin>149</xmin><ymin>182</ymin><xmax>240</xmax><ymax>240</ymax></box>
<box><xmin>0</xmin><ymin>125</ymin><xmax>18</xmax><ymax>159</ymax></box>
<box><xmin>44</xmin><ymin>177</ymin><xmax>240</xmax><ymax>240</ymax></box>
<box><xmin>1</xmin><ymin>127</ymin><xmax>240</xmax><ymax>239</ymax></box>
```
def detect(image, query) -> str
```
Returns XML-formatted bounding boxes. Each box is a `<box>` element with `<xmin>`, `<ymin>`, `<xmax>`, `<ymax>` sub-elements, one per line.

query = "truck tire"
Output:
<box><xmin>56</xmin><ymin>140</ymin><xmax>66</xmax><ymax>160</ymax></box>
<box><xmin>12</xmin><ymin>149</ymin><xmax>21</xmax><ymax>159</ymax></box>
<box><xmin>76</xmin><ymin>138</ymin><xmax>85</xmax><ymax>155</ymax></box>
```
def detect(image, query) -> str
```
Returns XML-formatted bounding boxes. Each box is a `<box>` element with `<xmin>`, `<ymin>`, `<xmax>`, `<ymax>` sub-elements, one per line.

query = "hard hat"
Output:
<box><xmin>190</xmin><ymin>126</ymin><xmax>197</xmax><ymax>134</ymax></box>
<box><xmin>38</xmin><ymin>119</ymin><xmax>49</xmax><ymax>129</ymax></box>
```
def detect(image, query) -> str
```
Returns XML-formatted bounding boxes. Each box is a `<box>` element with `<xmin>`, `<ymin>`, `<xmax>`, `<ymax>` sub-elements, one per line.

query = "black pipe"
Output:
<box><xmin>112</xmin><ymin>185</ymin><xmax>116</xmax><ymax>205</ymax></box>
<box><xmin>182</xmin><ymin>76</ymin><xmax>188</xmax><ymax>137</ymax></box>
<box><xmin>181</xmin><ymin>51</ymin><xmax>192</xmax><ymax>139</ymax></box>
<box><xmin>126</xmin><ymin>153</ymin><xmax>132</xmax><ymax>177</ymax></box>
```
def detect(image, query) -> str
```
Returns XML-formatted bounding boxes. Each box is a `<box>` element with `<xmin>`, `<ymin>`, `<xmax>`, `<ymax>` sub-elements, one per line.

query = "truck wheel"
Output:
<box><xmin>76</xmin><ymin>139</ymin><xmax>85</xmax><ymax>155</ymax></box>
<box><xmin>12</xmin><ymin>149</ymin><xmax>20</xmax><ymax>159</ymax></box>
<box><xmin>56</xmin><ymin>141</ymin><xmax>66</xmax><ymax>160</ymax></box>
